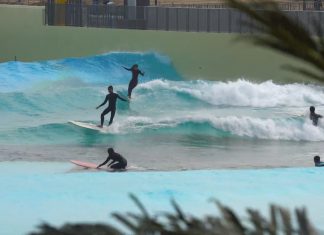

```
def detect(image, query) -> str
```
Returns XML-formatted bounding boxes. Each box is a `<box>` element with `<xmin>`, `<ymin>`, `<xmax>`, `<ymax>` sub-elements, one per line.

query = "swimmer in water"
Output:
<box><xmin>314</xmin><ymin>156</ymin><xmax>324</xmax><ymax>167</ymax></box>
<box><xmin>309</xmin><ymin>106</ymin><xmax>322</xmax><ymax>126</ymax></box>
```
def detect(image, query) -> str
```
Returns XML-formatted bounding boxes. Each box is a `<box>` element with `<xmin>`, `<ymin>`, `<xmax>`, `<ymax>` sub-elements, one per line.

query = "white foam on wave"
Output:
<box><xmin>108</xmin><ymin>114</ymin><xmax>324</xmax><ymax>141</ymax></box>
<box><xmin>105</xmin><ymin>116</ymin><xmax>177</xmax><ymax>134</ymax></box>
<box><xmin>209</xmin><ymin>115</ymin><xmax>324</xmax><ymax>141</ymax></box>
<box><xmin>139</xmin><ymin>79</ymin><xmax>324</xmax><ymax>107</ymax></box>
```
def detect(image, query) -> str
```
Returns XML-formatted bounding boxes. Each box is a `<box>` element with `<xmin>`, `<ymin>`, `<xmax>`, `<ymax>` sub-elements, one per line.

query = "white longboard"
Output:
<box><xmin>69</xmin><ymin>120</ymin><xmax>109</xmax><ymax>132</ymax></box>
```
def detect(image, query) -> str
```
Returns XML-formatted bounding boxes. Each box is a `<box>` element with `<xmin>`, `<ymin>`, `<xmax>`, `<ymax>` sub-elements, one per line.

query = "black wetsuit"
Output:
<box><xmin>98</xmin><ymin>152</ymin><xmax>127</xmax><ymax>169</ymax></box>
<box><xmin>310</xmin><ymin>112</ymin><xmax>322</xmax><ymax>126</ymax></box>
<box><xmin>97</xmin><ymin>93</ymin><xmax>127</xmax><ymax>126</ymax></box>
<box><xmin>124</xmin><ymin>67</ymin><xmax>144</xmax><ymax>98</ymax></box>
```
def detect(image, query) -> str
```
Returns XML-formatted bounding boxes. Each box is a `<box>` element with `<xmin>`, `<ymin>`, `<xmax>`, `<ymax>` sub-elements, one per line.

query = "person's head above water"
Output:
<box><xmin>310</xmin><ymin>106</ymin><xmax>315</xmax><ymax>113</ymax></box>
<box><xmin>108</xmin><ymin>147</ymin><xmax>114</xmax><ymax>155</ymax></box>
<box><xmin>132</xmin><ymin>64</ymin><xmax>139</xmax><ymax>70</ymax></box>
<box><xmin>314</xmin><ymin>155</ymin><xmax>320</xmax><ymax>163</ymax></box>
<box><xmin>108</xmin><ymin>85</ymin><xmax>113</xmax><ymax>93</ymax></box>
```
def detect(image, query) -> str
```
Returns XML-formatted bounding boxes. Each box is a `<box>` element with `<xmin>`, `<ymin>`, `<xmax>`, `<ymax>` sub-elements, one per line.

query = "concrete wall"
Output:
<box><xmin>0</xmin><ymin>4</ymin><xmax>319</xmax><ymax>83</ymax></box>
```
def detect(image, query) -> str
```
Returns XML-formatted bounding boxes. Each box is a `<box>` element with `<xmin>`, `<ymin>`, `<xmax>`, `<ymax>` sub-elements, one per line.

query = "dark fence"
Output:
<box><xmin>2</xmin><ymin>0</ymin><xmax>324</xmax><ymax>10</ymax></box>
<box><xmin>45</xmin><ymin>4</ymin><xmax>324</xmax><ymax>34</ymax></box>
<box><xmin>0</xmin><ymin>0</ymin><xmax>45</xmax><ymax>5</ymax></box>
<box><xmin>160</xmin><ymin>1</ymin><xmax>324</xmax><ymax>11</ymax></box>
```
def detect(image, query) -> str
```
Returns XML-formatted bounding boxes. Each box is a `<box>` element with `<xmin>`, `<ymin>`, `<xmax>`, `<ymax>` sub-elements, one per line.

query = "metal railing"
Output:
<box><xmin>45</xmin><ymin>4</ymin><xmax>324</xmax><ymax>34</ymax></box>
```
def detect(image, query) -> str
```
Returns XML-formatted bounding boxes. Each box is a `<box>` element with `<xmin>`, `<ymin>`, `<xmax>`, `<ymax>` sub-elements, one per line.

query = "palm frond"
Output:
<box><xmin>228</xmin><ymin>0</ymin><xmax>324</xmax><ymax>82</ymax></box>
<box><xmin>281</xmin><ymin>64</ymin><xmax>324</xmax><ymax>81</ymax></box>
<box><xmin>30</xmin><ymin>196</ymin><xmax>318</xmax><ymax>235</ymax></box>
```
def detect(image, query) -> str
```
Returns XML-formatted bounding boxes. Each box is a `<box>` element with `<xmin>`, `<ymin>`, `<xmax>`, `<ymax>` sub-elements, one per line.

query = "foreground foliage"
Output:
<box><xmin>30</xmin><ymin>194</ymin><xmax>317</xmax><ymax>235</ymax></box>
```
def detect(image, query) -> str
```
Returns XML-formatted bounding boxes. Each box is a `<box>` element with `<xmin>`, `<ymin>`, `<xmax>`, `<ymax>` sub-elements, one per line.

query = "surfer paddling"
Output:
<box><xmin>96</xmin><ymin>85</ymin><xmax>128</xmax><ymax>127</ymax></box>
<box><xmin>310</xmin><ymin>106</ymin><xmax>322</xmax><ymax>126</ymax></box>
<box><xmin>122</xmin><ymin>64</ymin><xmax>144</xmax><ymax>99</ymax></box>
<box><xmin>97</xmin><ymin>148</ymin><xmax>127</xmax><ymax>170</ymax></box>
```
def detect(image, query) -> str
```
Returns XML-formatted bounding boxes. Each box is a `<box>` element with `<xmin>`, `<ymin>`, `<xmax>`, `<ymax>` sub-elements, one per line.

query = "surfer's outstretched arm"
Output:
<box><xmin>139</xmin><ymin>70</ymin><xmax>145</xmax><ymax>76</ymax></box>
<box><xmin>122</xmin><ymin>66</ymin><xmax>132</xmax><ymax>71</ymax></box>
<box><xmin>96</xmin><ymin>95</ymin><xmax>109</xmax><ymax>109</ymax></box>
<box><xmin>97</xmin><ymin>156</ymin><xmax>110</xmax><ymax>168</ymax></box>
<box><xmin>117</xmin><ymin>94</ymin><xmax>127</xmax><ymax>102</ymax></box>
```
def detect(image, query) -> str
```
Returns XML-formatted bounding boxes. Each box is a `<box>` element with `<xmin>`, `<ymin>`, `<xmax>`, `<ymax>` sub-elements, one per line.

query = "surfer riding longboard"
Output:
<box><xmin>96</xmin><ymin>85</ymin><xmax>128</xmax><ymax>128</ymax></box>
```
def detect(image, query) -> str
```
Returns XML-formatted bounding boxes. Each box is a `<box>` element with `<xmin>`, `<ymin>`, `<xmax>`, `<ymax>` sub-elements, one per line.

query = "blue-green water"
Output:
<box><xmin>1</xmin><ymin>162</ymin><xmax>324</xmax><ymax>235</ymax></box>
<box><xmin>1</xmin><ymin>52</ymin><xmax>324</xmax><ymax>169</ymax></box>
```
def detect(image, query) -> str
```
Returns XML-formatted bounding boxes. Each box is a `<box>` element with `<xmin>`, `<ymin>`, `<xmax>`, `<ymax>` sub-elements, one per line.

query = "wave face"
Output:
<box><xmin>2</xmin><ymin>52</ymin><xmax>324</xmax><ymax>167</ymax></box>
<box><xmin>0</xmin><ymin>52</ymin><xmax>180</xmax><ymax>92</ymax></box>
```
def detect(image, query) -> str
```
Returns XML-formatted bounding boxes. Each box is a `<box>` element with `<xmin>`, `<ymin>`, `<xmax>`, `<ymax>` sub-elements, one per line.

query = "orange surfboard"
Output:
<box><xmin>70</xmin><ymin>160</ymin><xmax>99</xmax><ymax>169</ymax></box>
<box><xmin>70</xmin><ymin>160</ymin><xmax>128</xmax><ymax>172</ymax></box>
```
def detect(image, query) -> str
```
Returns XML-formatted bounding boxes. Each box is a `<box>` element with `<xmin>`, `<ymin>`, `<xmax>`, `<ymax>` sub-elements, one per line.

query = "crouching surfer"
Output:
<box><xmin>97</xmin><ymin>148</ymin><xmax>127</xmax><ymax>170</ymax></box>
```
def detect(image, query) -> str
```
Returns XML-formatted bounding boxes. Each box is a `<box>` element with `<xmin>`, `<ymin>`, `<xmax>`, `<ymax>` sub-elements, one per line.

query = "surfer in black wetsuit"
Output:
<box><xmin>97</xmin><ymin>148</ymin><xmax>127</xmax><ymax>170</ymax></box>
<box><xmin>96</xmin><ymin>85</ymin><xmax>127</xmax><ymax>127</ymax></box>
<box><xmin>314</xmin><ymin>156</ymin><xmax>324</xmax><ymax>167</ymax></box>
<box><xmin>123</xmin><ymin>64</ymin><xmax>144</xmax><ymax>99</ymax></box>
<box><xmin>310</xmin><ymin>106</ymin><xmax>322</xmax><ymax>126</ymax></box>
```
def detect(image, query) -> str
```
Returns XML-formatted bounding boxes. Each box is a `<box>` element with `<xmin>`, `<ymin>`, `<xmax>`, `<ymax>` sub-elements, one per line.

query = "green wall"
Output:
<box><xmin>0</xmin><ymin>5</ymin><xmax>318</xmax><ymax>83</ymax></box>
